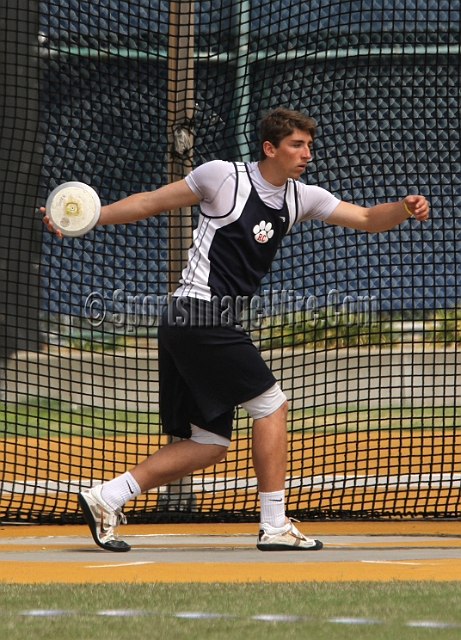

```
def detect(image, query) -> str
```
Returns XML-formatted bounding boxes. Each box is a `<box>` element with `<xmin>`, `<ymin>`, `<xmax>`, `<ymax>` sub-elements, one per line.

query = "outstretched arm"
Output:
<box><xmin>98</xmin><ymin>179</ymin><xmax>200</xmax><ymax>225</ymax></box>
<box><xmin>43</xmin><ymin>178</ymin><xmax>201</xmax><ymax>236</ymax></box>
<box><xmin>327</xmin><ymin>194</ymin><xmax>429</xmax><ymax>232</ymax></box>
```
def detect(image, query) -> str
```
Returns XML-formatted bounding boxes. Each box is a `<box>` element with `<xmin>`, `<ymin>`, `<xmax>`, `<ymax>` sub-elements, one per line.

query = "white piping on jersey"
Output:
<box><xmin>174</xmin><ymin>162</ymin><xmax>298</xmax><ymax>301</ymax></box>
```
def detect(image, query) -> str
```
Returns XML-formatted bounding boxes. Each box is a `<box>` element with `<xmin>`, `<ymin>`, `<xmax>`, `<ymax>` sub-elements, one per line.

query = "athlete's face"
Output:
<box><xmin>263</xmin><ymin>129</ymin><xmax>313</xmax><ymax>183</ymax></box>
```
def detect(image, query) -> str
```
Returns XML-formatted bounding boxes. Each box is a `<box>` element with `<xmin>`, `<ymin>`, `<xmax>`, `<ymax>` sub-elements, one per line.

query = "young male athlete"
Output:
<box><xmin>43</xmin><ymin>107</ymin><xmax>429</xmax><ymax>552</ymax></box>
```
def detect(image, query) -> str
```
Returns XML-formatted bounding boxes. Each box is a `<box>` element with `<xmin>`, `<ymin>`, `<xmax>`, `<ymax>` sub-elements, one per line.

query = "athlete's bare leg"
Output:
<box><xmin>251</xmin><ymin>401</ymin><xmax>288</xmax><ymax>493</ymax></box>
<box><xmin>129</xmin><ymin>439</ymin><xmax>227</xmax><ymax>492</ymax></box>
<box><xmin>129</xmin><ymin>402</ymin><xmax>287</xmax><ymax>494</ymax></box>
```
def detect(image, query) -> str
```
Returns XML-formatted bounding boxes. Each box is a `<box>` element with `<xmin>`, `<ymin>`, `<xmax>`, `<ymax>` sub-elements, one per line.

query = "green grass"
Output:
<box><xmin>0</xmin><ymin>582</ymin><xmax>460</xmax><ymax>640</ymax></box>
<box><xmin>290</xmin><ymin>404</ymin><xmax>461</xmax><ymax>433</ymax></box>
<box><xmin>0</xmin><ymin>400</ymin><xmax>161</xmax><ymax>438</ymax></box>
<box><xmin>2</xmin><ymin>400</ymin><xmax>461</xmax><ymax>439</ymax></box>
<box><xmin>255</xmin><ymin>307</ymin><xmax>461</xmax><ymax>351</ymax></box>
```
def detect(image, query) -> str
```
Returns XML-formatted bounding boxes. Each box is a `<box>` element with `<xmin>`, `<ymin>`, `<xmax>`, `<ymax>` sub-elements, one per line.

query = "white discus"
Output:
<box><xmin>46</xmin><ymin>181</ymin><xmax>101</xmax><ymax>237</ymax></box>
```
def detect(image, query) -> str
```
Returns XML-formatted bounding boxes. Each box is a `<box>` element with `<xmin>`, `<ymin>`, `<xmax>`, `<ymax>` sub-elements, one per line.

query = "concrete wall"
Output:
<box><xmin>4</xmin><ymin>345</ymin><xmax>461</xmax><ymax>411</ymax></box>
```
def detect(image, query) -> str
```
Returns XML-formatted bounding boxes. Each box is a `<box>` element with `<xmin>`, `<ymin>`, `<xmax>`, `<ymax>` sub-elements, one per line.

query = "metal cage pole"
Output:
<box><xmin>166</xmin><ymin>0</ymin><xmax>195</xmax><ymax>290</ymax></box>
<box><xmin>159</xmin><ymin>0</ymin><xmax>197</xmax><ymax>512</ymax></box>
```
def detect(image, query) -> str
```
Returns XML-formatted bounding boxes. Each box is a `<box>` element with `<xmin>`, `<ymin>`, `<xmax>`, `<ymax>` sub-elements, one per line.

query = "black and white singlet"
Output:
<box><xmin>175</xmin><ymin>160</ymin><xmax>340</xmax><ymax>301</ymax></box>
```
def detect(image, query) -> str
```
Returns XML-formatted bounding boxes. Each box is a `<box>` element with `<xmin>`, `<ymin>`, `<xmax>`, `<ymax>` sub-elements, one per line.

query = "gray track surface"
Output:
<box><xmin>1</xmin><ymin>533</ymin><xmax>459</xmax><ymax>564</ymax></box>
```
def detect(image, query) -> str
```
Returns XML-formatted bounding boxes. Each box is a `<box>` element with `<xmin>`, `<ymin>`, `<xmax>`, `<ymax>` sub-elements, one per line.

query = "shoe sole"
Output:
<box><xmin>257</xmin><ymin>539</ymin><xmax>323</xmax><ymax>551</ymax></box>
<box><xmin>78</xmin><ymin>492</ymin><xmax>131</xmax><ymax>553</ymax></box>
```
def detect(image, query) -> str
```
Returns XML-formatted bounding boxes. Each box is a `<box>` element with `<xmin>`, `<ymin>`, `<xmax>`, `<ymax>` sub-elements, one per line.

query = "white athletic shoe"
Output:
<box><xmin>78</xmin><ymin>484</ymin><xmax>131</xmax><ymax>552</ymax></box>
<box><xmin>257</xmin><ymin>520</ymin><xmax>323</xmax><ymax>551</ymax></box>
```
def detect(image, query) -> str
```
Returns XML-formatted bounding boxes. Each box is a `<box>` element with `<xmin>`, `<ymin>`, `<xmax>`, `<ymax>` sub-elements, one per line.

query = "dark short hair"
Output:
<box><xmin>259</xmin><ymin>107</ymin><xmax>316</xmax><ymax>160</ymax></box>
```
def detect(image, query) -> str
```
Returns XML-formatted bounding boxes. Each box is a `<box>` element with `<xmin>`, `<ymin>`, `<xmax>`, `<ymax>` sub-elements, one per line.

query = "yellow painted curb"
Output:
<box><xmin>1</xmin><ymin>559</ymin><xmax>460</xmax><ymax>583</ymax></box>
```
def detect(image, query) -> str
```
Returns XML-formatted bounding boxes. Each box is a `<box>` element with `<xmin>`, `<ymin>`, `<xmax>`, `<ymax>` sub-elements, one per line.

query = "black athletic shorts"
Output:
<box><xmin>158</xmin><ymin>297</ymin><xmax>276</xmax><ymax>440</ymax></box>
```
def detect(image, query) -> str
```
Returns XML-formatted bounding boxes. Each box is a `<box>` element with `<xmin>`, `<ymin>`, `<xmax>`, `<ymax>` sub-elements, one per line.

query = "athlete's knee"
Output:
<box><xmin>209</xmin><ymin>444</ymin><xmax>228</xmax><ymax>464</ymax></box>
<box><xmin>190</xmin><ymin>441</ymin><xmax>228</xmax><ymax>465</ymax></box>
<box><xmin>277</xmin><ymin>398</ymin><xmax>289</xmax><ymax>419</ymax></box>
<box><xmin>241</xmin><ymin>383</ymin><xmax>287</xmax><ymax>420</ymax></box>
<box><xmin>190</xmin><ymin>424</ymin><xmax>230</xmax><ymax>464</ymax></box>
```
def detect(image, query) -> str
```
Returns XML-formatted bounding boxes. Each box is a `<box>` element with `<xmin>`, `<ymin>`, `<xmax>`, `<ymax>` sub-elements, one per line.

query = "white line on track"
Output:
<box><xmin>85</xmin><ymin>561</ymin><xmax>156</xmax><ymax>568</ymax></box>
<box><xmin>361</xmin><ymin>560</ymin><xmax>442</xmax><ymax>566</ymax></box>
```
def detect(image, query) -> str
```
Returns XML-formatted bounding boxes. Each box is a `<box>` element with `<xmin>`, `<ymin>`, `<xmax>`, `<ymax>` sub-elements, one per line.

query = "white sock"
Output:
<box><xmin>101</xmin><ymin>471</ymin><xmax>142</xmax><ymax>511</ymax></box>
<box><xmin>259</xmin><ymin>490</ymin><xmax>286</xmax><ymax>528</ymax></box>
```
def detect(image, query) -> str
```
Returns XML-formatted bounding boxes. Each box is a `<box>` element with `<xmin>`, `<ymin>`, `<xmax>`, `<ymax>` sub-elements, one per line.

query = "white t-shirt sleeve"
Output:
<box><xmin>185</xmin><ymin>160</ymin><xmax>340</xmax><ymax>221</ymax></box>
<box><xmin>185</xmin><ymin>160</ymin><xmax>237</xmax><ymax>217</ymax></box>
<box><xmin>296</xmin><ymin>183</ymin><xmax>341</xmax><ymax>222</ymax></box>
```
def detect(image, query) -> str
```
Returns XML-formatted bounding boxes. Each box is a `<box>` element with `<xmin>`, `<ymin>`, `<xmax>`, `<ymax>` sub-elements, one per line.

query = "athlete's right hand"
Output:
<box><xmin>41</xmin><ymin>206</ymin><xmax>63</xmax><ymax>238</ymax></box>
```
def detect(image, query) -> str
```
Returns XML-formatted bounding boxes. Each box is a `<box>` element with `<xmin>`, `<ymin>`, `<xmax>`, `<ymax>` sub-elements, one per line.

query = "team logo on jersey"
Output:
<box><xmin>253</xmin><ymin>221</ymin><xmax>274</xmax><ymax>244</ymax></box>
